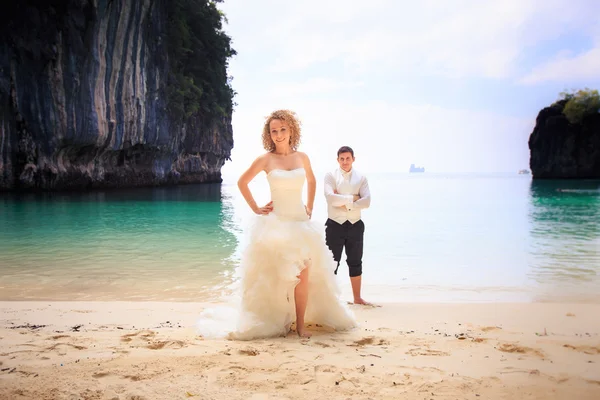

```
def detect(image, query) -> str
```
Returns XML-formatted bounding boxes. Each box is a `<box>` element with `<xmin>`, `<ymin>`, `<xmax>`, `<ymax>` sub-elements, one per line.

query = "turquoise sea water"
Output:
<box><xmin>1</xmin><ymin>172</ymin><xmax>599</xmax><ymax>303</ymax></box>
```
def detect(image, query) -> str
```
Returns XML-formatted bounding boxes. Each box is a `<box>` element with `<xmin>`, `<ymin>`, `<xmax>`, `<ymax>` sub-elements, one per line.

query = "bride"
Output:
<box><xmin>197</xmin><ymin>110</ymin><xmax>357</xmax><ymax>340</ymax></box>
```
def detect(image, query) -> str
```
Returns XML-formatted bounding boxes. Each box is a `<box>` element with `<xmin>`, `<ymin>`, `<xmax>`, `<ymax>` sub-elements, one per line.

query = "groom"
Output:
<box><xmin>323</xmin><ymin>146</ymin><xmax>371</xmax><ymax>305</ymax></box>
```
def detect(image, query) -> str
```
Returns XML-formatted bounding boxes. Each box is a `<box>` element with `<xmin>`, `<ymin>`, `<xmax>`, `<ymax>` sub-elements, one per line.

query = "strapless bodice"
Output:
<box><xmin>266</xmin><ymin>168</ymin><xmax>308</xmax><ymax>221</ymax></box>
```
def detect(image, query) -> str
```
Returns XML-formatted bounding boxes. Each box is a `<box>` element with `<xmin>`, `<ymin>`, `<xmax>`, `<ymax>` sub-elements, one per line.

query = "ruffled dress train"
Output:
<box><xmin>196</xmin><ymin>168</ymin><xmax>357</xmax><ymax>340</ymax></box>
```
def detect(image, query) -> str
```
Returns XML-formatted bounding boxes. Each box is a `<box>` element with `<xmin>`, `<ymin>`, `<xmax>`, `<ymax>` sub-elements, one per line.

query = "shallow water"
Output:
<box><xmin>1</xmin><ymin>173</ymin><xmax>598</xmax><ymax>303</ymax></box>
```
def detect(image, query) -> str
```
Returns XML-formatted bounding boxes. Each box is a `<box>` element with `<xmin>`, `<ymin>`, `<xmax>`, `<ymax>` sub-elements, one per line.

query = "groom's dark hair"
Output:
<box><xmin>337</xmin><ymin>146</ymin><xmax>354</xmax><ymax>157</ymax></box>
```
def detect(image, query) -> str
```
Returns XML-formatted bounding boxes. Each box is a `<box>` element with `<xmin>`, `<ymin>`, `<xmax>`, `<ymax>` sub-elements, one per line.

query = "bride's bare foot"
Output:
<box><xmin>297</xmin><ymin>327</ymin><xmax>312</xmax><ymax>338</ymax></box>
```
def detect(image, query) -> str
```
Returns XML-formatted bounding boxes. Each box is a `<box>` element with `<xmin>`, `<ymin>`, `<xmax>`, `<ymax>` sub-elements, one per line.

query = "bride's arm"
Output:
<box><xmin>300</xmin><ymin>152</ymin><xmax>316</xmax><ymax>216</ymax></box>
<box><xmin>238</xmin><ymin>155</ymin><xmax>272</xmax><ymax>215</ymax></box>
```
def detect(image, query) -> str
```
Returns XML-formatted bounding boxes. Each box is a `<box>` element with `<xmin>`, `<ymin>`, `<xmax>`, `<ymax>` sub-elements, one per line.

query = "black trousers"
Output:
<box><xmin>324</xmin><ymin>218</ymin><xmax>365</xmax><ymax>277</ymax></box>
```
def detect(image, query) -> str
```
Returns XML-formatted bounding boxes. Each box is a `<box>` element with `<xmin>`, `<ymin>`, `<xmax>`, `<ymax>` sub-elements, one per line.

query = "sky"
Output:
<box><xmin>217</xmin><ymin>0</ymin><xmax>600</xmax><ymax>179</ymax></box>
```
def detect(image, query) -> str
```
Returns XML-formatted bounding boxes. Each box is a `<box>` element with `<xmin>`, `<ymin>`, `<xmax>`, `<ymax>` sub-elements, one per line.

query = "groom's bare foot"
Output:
<box><xmin>353</xmin><ymin>298</ymin><xmax>378</xmax><ymax>306</ymax></box>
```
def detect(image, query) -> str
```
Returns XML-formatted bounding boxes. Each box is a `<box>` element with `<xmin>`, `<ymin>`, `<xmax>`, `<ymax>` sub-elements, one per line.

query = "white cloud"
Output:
<box><xmin>519</xmin><ymin>47</ymin><xmax>600</xmax><ymax>84</ymax></box>
<box><xmin>267</xmin><ymin>78</ymin><xmax>364</xmax><ymax>97</ymax></box>
<box><xmin>221</xmin><ymin>0</ymin><xmax>600</xmax><ymax>80</ymax></box>
<box><xmin>517</xmin><ymin>6</ymin><xmax>600</xmax><ymax>84</ymax></box>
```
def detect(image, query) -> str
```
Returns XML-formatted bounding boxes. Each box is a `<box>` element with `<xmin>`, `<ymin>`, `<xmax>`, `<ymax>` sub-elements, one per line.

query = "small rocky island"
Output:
<box><xmin>409</xmin><ymin>164</ymin><xmax>425</xmax><ymax>173</ymax></box>
<box><xmin>528</xmin><ymin>89</ymin><xmax>600</xmax><ymax>179</ymax></box>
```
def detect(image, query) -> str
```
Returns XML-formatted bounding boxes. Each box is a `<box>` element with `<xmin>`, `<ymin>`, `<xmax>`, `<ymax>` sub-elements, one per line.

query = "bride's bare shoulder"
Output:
<box><xmin>252</xmin><ymin>152</ymin><xmax>274</xmax><ymax>164</ymax></box>
<box><xmin>295</xmin><ymin>151</ymin><xmax>310</xmax><ymax>160</ymax></box>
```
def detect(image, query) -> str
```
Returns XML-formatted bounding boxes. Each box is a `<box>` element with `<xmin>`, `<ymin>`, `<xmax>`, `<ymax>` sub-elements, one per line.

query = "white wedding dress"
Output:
<box><xmin>196</xmin><ymin>168</ymin><xmax>357</xmax><ymax>340</ymax></box>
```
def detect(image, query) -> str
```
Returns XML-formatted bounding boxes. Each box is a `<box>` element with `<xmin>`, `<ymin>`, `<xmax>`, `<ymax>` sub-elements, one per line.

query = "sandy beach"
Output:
<box><xmin>0</xmin><ymin>301</ymin><xmax>599</xmax><ymax>400</ymax></box>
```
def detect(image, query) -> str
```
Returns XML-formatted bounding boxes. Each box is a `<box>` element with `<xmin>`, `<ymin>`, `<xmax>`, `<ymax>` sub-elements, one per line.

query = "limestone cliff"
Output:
<box><xmin>0</xmin><ymin>0</ymin><xmax>234</xmax><ymax>191</ymax></box>
<box><xmin>528</xmin><ymin>99</ymin><xmax>600</xmax><ymax>179</ymax></box>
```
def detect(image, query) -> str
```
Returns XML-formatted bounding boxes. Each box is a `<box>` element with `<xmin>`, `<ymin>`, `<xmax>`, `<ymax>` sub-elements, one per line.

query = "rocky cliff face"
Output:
<box><xmin>528</xmin><ymin>99</ymin><xmax>600</xmax><ymax>179</ymax></box>
<box><xmin>0</xmin><ymin>0</ymin><xmax>233</xmax><ymax>191</ymax></box>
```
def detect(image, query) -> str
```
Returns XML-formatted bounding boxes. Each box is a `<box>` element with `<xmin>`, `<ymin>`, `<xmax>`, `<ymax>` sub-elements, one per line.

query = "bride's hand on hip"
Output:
<box><xmin>254</xmin><ymin>201</ymin><xmax>273</xmax><ymax>215</ymax></box>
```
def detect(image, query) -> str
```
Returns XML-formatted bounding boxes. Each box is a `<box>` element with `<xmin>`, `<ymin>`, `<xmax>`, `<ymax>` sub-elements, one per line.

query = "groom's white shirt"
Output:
<box><xmin>324</xmin><ymin>168</ymin><xmax>371</xmax><ymax>224</ymax></box>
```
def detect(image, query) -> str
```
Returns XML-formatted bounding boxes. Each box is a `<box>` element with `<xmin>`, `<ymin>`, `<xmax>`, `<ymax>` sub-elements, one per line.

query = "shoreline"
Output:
<box><xmin>1</xmin><ymin>301</ymin><xmax>599</xmax><ymax>399</ymax></box>
<box><xmin>1</xmin><ymin>282</ymin><xmax>599</xmax><ymax>304</ymax></box>
<box><xmin>0</xmin><ymin>285</ymin><xmax>600</xmax><ymax>305</ymax></box>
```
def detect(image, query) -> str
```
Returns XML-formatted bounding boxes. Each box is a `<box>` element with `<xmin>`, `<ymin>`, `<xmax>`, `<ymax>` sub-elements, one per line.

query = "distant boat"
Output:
<box><xmin>409</xmin><ymin>164</ymin><xmax>425</xmax><ymax>173</ymax></box>
<box><xmin>518</xmin><ymin>169</ymin><xmax>530</xmax><ymax>175</ymax></box>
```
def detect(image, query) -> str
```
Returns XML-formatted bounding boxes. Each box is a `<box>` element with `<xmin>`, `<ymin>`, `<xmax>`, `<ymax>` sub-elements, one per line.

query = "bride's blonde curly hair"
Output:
<box><xmin>262</xmin><ymin>109</ymin><xmax>302</xmax><ymax>152</ymax></box>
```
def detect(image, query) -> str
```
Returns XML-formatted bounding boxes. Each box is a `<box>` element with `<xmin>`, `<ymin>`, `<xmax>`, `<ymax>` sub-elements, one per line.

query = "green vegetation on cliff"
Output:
<box><xmin>555</xmin><ymin>88</ymin><xmax>600</xmax><ymax>124</ymax></box>
<box><xmin>167</xmin><ymin>0</ymin><xmax>236</xmax><ymax>121</ymax></box>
